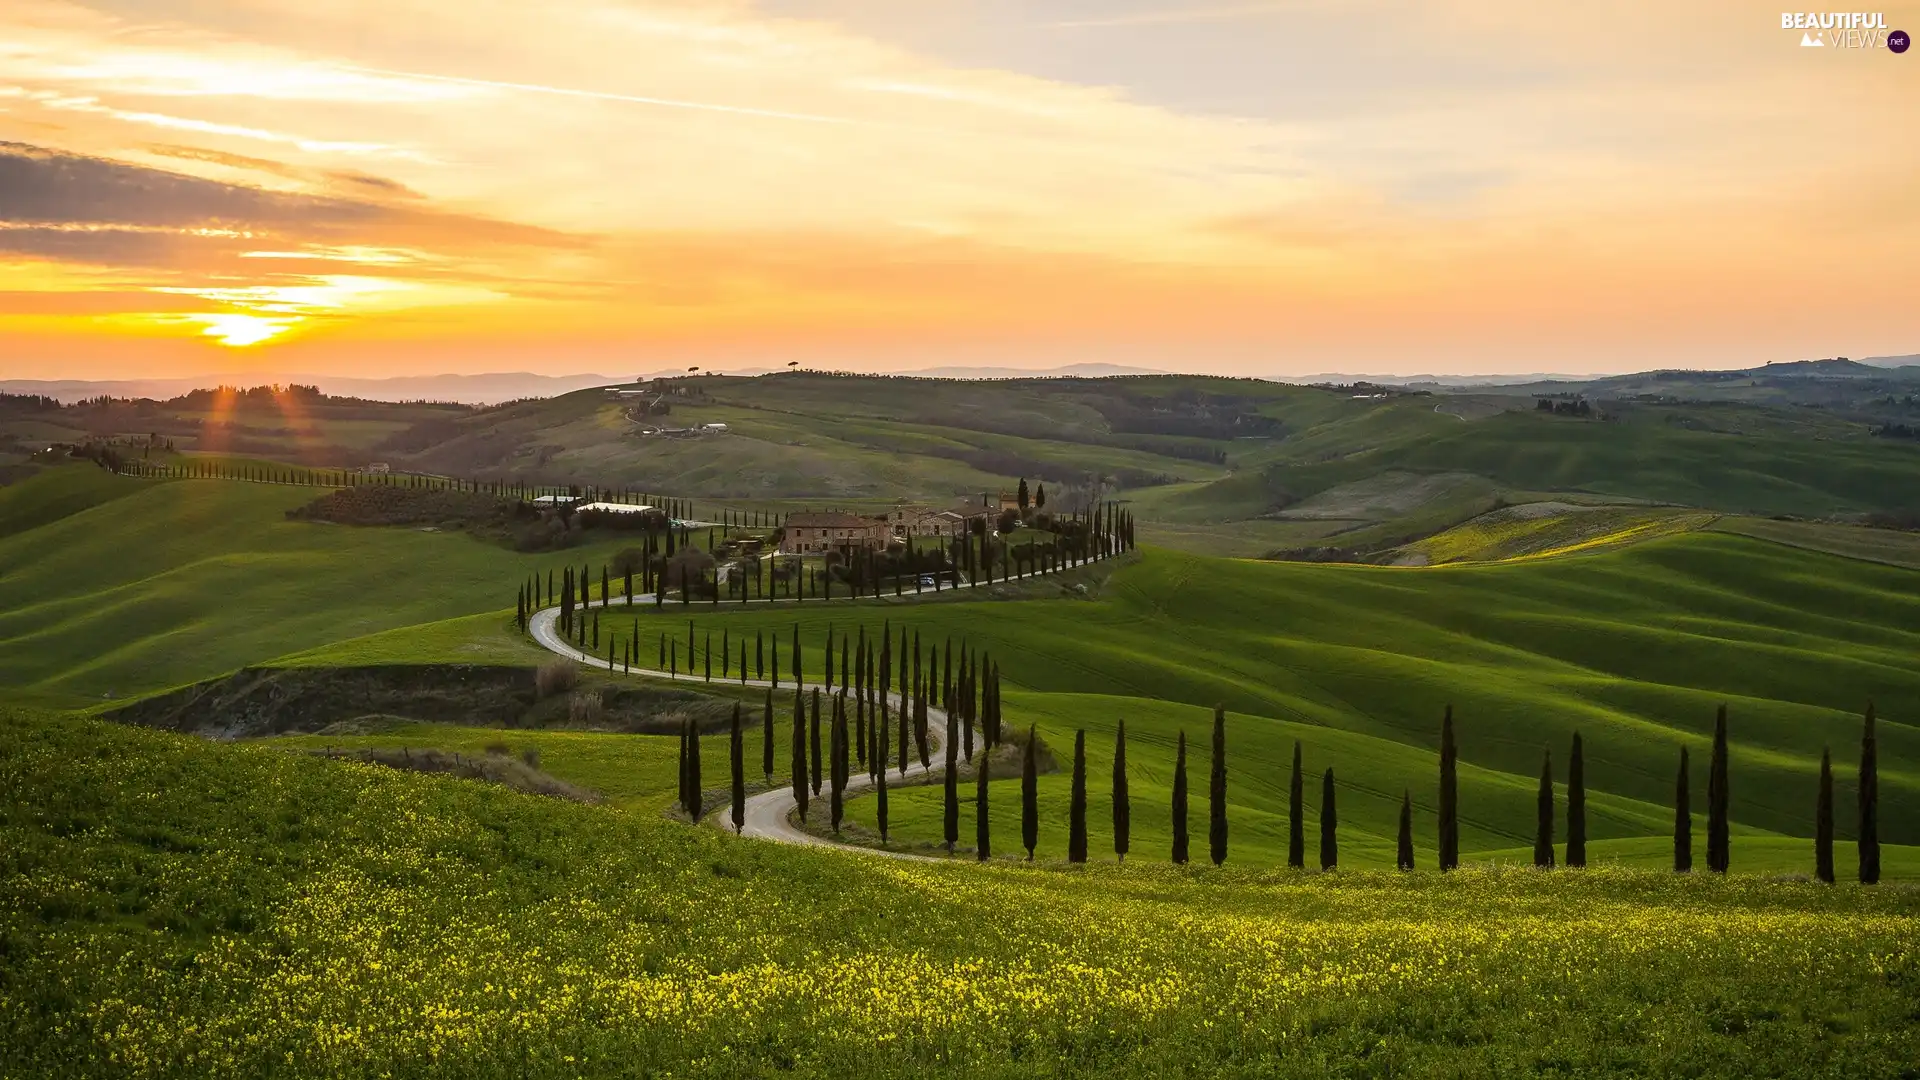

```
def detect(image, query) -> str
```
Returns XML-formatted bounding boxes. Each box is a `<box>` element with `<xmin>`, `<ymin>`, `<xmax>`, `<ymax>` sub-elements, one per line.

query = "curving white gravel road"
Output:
<box><xmin>529</xmin><ymin>598</ymin><xmax>957</xmax><ymax>860</ymax></box>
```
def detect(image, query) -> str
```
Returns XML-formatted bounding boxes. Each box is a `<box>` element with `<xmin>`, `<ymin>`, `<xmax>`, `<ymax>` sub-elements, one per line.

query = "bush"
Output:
<box><xmin>568</xmin><ymin>689</ymin><xmax>605</xmax><ymax>726</ymax></box>
<box><xmin>535</xmin><ymin>661</ymin><xmax>578</xmax><ymax>699</ymax></box>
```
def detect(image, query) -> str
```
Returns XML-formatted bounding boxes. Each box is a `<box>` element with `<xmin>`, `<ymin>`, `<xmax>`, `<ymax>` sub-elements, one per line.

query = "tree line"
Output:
<box><xmin>674</xmin><ymin>690</ymin><xmax>1888</xmax><ymax>883</ymax></box>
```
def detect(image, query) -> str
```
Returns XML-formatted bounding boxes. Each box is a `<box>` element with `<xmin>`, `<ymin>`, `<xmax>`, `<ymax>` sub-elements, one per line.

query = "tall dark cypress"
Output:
<box><xmin>1020</xmin><ymin>725</ymin><xmax>1039</xmax><ymax>860</ymax></box>
<box><xmin>1707</xmin><ymin>705</ymin><xmax>1730</xmax><ymax>874</ymax></box>
<box><xmin>1438</xmin><ymin>705</ymin><xmax>1459</xmax><ymax>871</ymax></box>
<box><xmin>1396</xmin><ymin>790</ymin><xmax>1414</xmax><ymax>871</ymax></box>
<box><xmin>1171</xmin><ymin>730</ymin><xmax>1189</xmax><ymax>865</ymax></box>
<box><xmin>686</xmin><ymin>717</ymin><xmax>703</xmax><ymax>820</ymax></box>
<box><xmin>942</xmin><ymin>707</ymin><xmax>959</xmax><ymax>853</ymax></box>
<box><xmin>791</xmin><ymin>688</ymin><xmax>809</xmax><ymax>823</ymax></box>
<box><xmin>1566</xmin><ymin>732</ymin><xmax>1587</xmax><ymax>869</ymax></box>
<box><xmin>975</xmin><ymin>739</ymin><xmax>991</xmax><ymax>861</ymax></box>
<box><xmin>809</xmin><ymin>688</ymin><xmax>823</xmax><ymax>797</ymax></box>
<box><xmin>1208</xmin><ymin>705</ymin><xmax>1228</xmax><ymax>866</ymax></box>
<box><xmin>1319</xmin><ymin>768</ymin><xmax>1337</xmax><ymax>871</ymax></box>
<box><xmin>1859</xmin><ymin>703</ymin><xmax>1880</xmax><ymax>885</ymax></box>
<box><xmin>830</xmin><ymin>693</ymin><xmax>847</xmax><ymax>835</ymax></box>
<box><xmin>677</xmin><ymin>717</ymin><xmax>689</xmax><ymax>815</ymax></box>
<box><xmin>761</xmin><ymin>686</ymin><xmax>775</xmax><ymax>782</ymax></box>
<box><xmin>1533</xmin><ymin>747</ymin><xmax>1555</xmax><ymax>869</ymax></box>
<box><xmin>729</xmin><ymin>704</ymin><xmax>745</xmax><ymax>835</ymax></box>
<box><xmin>1673</xmin><ymin>746</ymin><xmax>1692</xmax><ymax>873</ymax></box>
<box><xmin>1288</xmin><ymin>740</ymin><xmax>1305</xmax><ymax>869</ymax></box>
<box><xmin>792</xmin><ymin>623</ymin><xmax>802</xmax><ymax>689</ymax></box>
<box><xmin>1112</xmin><ymin>721</ymin><xmax>1130</xmax><ymax>863</ymax></box>
<box><xmin>1815</xmin><ymin>746</ymin><xmax>1835</xmax><ymax>884</ymax></box>
<box><xmin>876</xmin><ymin>716</ymin><xmax>890</xmax><ymax>844</ymax></box>
<box><xmin>1068</xmin><ymin>730</ymin><xmax>1088</xmax><ymax>863</ymax></box>
<box><xmin>755</xmin><ymin>631</ymin><xmax>764</xmax><ymax>681</ymax></box>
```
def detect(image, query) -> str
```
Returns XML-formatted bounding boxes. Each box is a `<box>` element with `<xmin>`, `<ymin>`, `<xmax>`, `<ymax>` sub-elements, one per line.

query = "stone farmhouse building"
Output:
<box><xmin>780</xmin><ymin>511</ymin><xmax>891</xmax><ymax>555</ymax></box>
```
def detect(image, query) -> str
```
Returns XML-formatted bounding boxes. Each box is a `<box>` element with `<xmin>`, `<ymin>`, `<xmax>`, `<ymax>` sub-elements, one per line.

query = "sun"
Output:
<box><xmin>191</xmin><ymin>313</ymin><xmax>299</xmax><ymax>347</ymax></box>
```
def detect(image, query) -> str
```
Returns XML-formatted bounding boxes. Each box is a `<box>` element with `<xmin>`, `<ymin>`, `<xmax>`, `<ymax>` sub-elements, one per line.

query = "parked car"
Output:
<box><xmin>918</xmin><ymin>575</ymin><xmax>936</xmax><ymax>587</ymax></box>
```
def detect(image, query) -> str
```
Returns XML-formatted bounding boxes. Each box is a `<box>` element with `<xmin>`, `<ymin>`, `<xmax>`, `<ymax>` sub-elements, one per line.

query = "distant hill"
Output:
<box><xmin>0</xmin><ymin>372</ymin><xmax>626</xmax><ymax>406</ymax></box>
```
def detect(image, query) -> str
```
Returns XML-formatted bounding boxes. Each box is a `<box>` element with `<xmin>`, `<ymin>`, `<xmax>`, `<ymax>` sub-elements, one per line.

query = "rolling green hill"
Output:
<box><xmin>5</xmin><ymin>706</ymin><xmax>1917</xmax><ymax>1077</ymax></box>
<box><xmin>266</xmin><ymin>530</ymin><xmax>1919</xmax><ymax>871</ymax></box>
<box><xmin>0</xmin><ymin>470</ymin><xmax>633</xmax><ymax>707</ymax></box>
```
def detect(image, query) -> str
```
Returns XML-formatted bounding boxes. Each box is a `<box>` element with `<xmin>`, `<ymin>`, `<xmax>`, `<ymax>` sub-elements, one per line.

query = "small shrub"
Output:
<box><xmin>568</xmin><ymin>689</ymin><xmax>604</xmax><ymax>726</ymax></box>
<box><xmin>535</xmin><ymin>661</ymin><xmax>578</xmax><ymax>699</ymax></box>
<box><xmin>484</xmin><ymin>741</ymin><xmax>512</xmax><ymax>758</ymax></box>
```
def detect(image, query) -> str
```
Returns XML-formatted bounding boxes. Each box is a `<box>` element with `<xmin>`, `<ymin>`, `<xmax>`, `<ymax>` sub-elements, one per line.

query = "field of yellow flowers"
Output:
<box><xmin>3</xmin><ymin>707</ymin><xmax>1917</xmax><ymax>1078</ymax></box>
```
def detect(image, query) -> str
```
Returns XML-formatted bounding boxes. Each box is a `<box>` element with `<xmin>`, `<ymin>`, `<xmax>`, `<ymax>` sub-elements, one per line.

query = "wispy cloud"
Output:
<box><xmin>338</xmin><ymin>65</ymin><xmax>861</xmax><ymax>126</ymax></box>
<box><xmin>1042</xmin><ymin>3</ymin><xmax>1309</xmax><ymax>29</ymax></box>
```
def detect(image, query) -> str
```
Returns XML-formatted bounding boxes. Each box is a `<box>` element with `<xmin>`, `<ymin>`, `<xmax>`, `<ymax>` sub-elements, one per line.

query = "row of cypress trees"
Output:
<box><xmin>663</xmin><ymin>652</ymin><xmax>1886</xmax><ymax>882</ymax></box>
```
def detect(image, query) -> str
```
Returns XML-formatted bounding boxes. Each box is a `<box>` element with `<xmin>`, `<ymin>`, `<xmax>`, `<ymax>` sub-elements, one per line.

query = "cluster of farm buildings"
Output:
<box><xmin>530</xmin><ymin>491</ymin><xmax>1024</xmax><ymax>556</ymax></box>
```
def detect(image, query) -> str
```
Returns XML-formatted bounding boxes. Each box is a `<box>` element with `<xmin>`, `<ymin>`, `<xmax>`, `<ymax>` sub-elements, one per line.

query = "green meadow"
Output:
<box><xmin>4</xmin><ymin>707</ymin><xmax>1917</xmax><ymax>1078</ymax></box>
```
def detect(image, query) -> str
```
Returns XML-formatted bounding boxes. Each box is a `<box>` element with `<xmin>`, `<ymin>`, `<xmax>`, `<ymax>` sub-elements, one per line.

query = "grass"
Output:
<box><xmin>0</xmin><ymin>477</ymin><xmax>641</xmax><ymax>707</ymax></box>
<box><xmin>4</xmin><ymin>707</ymin><xmax>1917</xmax><ymax>1077</ymax></box>
<box><xmin>1393</xmin><ymin>504</ymin><xmax>1718</xmax><ymax>565</ymax></box>
<box><xmin>1714</xmin><ymin>516</ymin><xmax>1920</xmax><ymax>569</ymax></box>
<box><xmin>552</xmin><ymin>533</ymin><xmax>1920</xmax><ymax>865</ymax></box>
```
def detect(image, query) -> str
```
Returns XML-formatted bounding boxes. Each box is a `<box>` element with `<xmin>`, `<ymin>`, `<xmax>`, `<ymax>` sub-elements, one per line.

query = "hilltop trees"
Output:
<box><xmin>1674</xmin><ymin>747</ymin><xmax>1693</xmax><ymax>873</ymax></box>
<box><xmin>1816</xmin><ymin>747</ymin><xmax>1835</xmax><ymax>884</ymax></box>
<box><xmin>1319</xmin><ymin>768</ymin><xmax>1337</xmax><ymax>871</ymax></box>
<box><xmin>1708</xmin><ymin>706</ymin><xmax>1730</xmax><ymax>874</ymax></box>
<box><xmin>1289</xmin><ymin>741</ymin><xmax>1305</xmax><ymax>869</ymax></box>
<box><xmin>1566</xmin><ymin>733</ymin><xmax>1587</xmax><ymax>869</ymax></box>
<box><xmin>1171</xmin><ymin>730</ymin><xmax>1189</xmax><ymax>865</ymax></box>
<box><xmin>1439</xmin><ymin>706</ymin><xmax>1459</xmax><ymax>872</ymax></box>
<box><xmin>1112</xmin><ymin>721</ymin><xmax>1130</xmax><ymax>863</ymax></box>
<box><xmin>1209</xmin><ymin>706</ymin><xmax>1228</xmax><ymax>866</ymax></box>
<box><xmin>1533</xmin><ymin>748</ymin><xmax>1555</xmax><ymax>870</ymax></box>
<box><xmin>1860</xmin><ymin>703</ymin><xmax>1880</xmax><ymax>885</ymax></box>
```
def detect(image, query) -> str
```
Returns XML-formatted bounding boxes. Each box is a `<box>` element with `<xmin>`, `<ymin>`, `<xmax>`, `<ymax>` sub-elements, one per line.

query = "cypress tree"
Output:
<box><xmin>1707</xmin><ymin>705</ymin><xmax>1729</xmax><ymax>874</ymax></box>
<box><xmin>876</xmin><ymin>717</ymin><xmax>890</xmax><ymax>845</ymax></box>
<box><xmin>1171</xmin><ymin>730</ymin><xmax>1189</xmax><ymax>865</ymax></box>
<box><xmin>1396</xmin><ymin>790</ymin><xmax>1414</xmax><ymax>871</ymax></box>
<box><xmin>1533</xmin><ymin>747</ymin><xmax>1555</xmax><ymax>870</ymax></box>
<box><xmin>1319</xmin><ymin>768</ymin><xmax>1337</xmax><ymax>871</ymax></box>
<box><xmin>1438</xmin><ymin>705</ymin><xmax>1459</xmax><ymax>872</ymax></box>
<box><xmin>1859</xmin><ymin>703</ymin><xmax>1880</xmax><ymax>885</ymax></box>
<box><xmin>808</xmin><ymin>688</ymin><xmax>823</xmax><ymax>796</ymax></box>
<box><xmin>729</xmin><ymin>704</ymin><xmax>745</xmax><ymax>835</ymax></box>
<box><xmin>1566</xmin><ymin>732</ymin><xmax>1587</xmax><ymax>869</ymax></box>
<box><xmin>1815</xmin><ymin>746</ymin><xmax>1835</xmax><ymax>884</ymax></box>
<box><xmin>1021</xmin><ymin>725</ymin><xmax>1039</xmax><ymax>860</ymax></box>
<box><xmin>855</xmin><ymin>677</ymin><xmax>868</xmax><ymax>770</ymax></box>
<box><xmin>791</xmin><ymin>688</ymin><xmax>808</xmax><ymax>823</ymax></box>
<box><xmin>1208</xmin><ymin>705</ymin><xmax>1228</xmax><ymax>866</ymax></box>
<box><xmin>1068</xmin><ymin>729</ymin><xmax>1088</xmax><ymax>863</ymax></box>
<box><xmin>976</xmin><ymin>739</ymin><xmax>991</xmax><ymax>861</ymax></box>
<box><xmin>792</xmin><ymin>623</ymin><xmax>802</xmax><ymax>689</ymax></box>
<box><xmin>830</xmin><ymin>693</ymin><xmax>847</xmax><ymax>835</ymax></box>
<box><xmin>771</xmin><ymin>634</ymin><xmax>780</xmax><ymax>689</ymax></box>
<box><xmin>677</xmin><ymin>717</ymin><xmax>689</xmax><ymax>816</ymax></box>
<box><xmin>942</xmin><ymin>707</ymin><xmax>959</xmax><ymax>853</ymax></box>
<box><xmin>1288</xmin><ymin>740</ymin><xmax>1305</xmax><ymax>869</ymax></box>
<box><xmin>1674</xmin><ymin>746</ymin><xmax>1692</xmax><ymax>873</ymax></box>
<box><xmin>1112</xmin><ymin>720</ymin><xmax>1130</xmax><ymax>863</ymax></box>
<box><xmin>761</xmin><ymin>686</ymin><xmax>775</xmax><ymax>782</ymax></box>
<box><xmin>687</xmin><ymin>717</ymin><xmax>703</xmax><ymax>819</ymax></box>
<box><xmin>756</xmin><ymin>631</ymin><xmax>764</xmax><ymax>681</ymax></box>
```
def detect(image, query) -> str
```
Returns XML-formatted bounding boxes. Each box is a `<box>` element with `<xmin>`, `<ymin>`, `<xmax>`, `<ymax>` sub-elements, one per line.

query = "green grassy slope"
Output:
<box><xmin>0</xmin><ymin>478</ymin><xmax>634</xmax><ymax>706</ymax></box>
<box><xmin>5</xmin><ymin>708</ymin><xmax>1917</xmax><ymax>1077</ymax></box>
<box><xmin>573</xmin><ymin>534</ymin><xmax>1919</xmax><ymax>863</ymax></box>
<box><xmin>0</xmin><ymin>465</ymin><xmax>146</xmax><ymax>539</ymax></box>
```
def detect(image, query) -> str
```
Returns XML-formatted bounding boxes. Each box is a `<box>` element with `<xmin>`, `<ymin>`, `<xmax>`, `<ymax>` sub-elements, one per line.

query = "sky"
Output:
<box><xmin>2</xmin><ymin>0</ymin><xmax>1916</xmax><ymax>380</ymax></box>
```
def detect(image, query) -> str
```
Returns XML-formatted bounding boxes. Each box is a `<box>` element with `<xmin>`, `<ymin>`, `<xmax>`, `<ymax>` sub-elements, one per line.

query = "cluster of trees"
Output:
<box><xmin>1869</xmin><ymin>422</ymin><xmax>1920</xmax><ymax>441</ymax></box>
<box><xmin>670</xmin><ymin>620</ymin><xmax>1008</xmax><ymax>843</ymax></box>
<box><xmin>1535</xmin><ymin>397</ymin><xmax>1595</xmax><ymax>417</ymax></box>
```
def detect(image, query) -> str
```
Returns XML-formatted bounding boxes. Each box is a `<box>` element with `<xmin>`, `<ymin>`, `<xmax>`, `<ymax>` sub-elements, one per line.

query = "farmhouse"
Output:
<box><xmin>780</xmin><ymin>511</ymin><xmax>889</xmax><ymax>555</ymax></box>
<box><xmin>886</xmin><ymin>504</ymin><xmax>967</xmax><ymax>538</ymax></box>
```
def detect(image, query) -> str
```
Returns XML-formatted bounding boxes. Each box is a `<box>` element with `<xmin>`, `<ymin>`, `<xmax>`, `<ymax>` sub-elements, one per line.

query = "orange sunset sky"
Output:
<box><xmin>2</xmin><ymin>0</ymin><xmax>1916</xmax><ymax>380</ymax></box>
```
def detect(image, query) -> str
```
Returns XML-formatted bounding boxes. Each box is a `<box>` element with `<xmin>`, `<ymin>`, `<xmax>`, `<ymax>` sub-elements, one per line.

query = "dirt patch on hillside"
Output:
<box><xmin>111</xmin><ymin>664</ymin><xmax>740</xmax><ymax>740</ymax></box>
